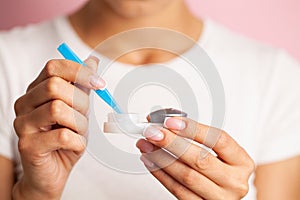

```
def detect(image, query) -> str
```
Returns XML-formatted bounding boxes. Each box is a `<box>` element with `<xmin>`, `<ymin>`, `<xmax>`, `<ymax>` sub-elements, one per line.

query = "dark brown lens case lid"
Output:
<box><xmin>149</xmin><ymin>108</ymin><xmax>187</xmax><ymax>123</ymax></box>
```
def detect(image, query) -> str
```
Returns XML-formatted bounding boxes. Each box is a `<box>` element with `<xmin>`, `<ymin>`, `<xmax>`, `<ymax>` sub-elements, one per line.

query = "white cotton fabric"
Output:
<box><xmin>0</xmin><ymin>16</ymin><xmax>299</xmax><ymax>199</ymax></box>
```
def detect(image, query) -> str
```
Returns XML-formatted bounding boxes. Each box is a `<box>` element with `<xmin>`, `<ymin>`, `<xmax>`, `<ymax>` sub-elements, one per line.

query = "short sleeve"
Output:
<box><xmin>257</xmin><ymin>50</ymin><xmax>300</xmax><ymax>164</ymax></box>
<box><xmin>0</xmin><ymin>36</ymin><xmax>18</xmax><ymax>161</ymax></box>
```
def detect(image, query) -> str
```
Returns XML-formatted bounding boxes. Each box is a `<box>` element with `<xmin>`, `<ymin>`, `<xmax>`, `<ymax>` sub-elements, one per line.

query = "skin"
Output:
<box><xmin>0</xmin><ymin>156</ymin><xmax>14</xmax><ymax>200</ymax></box>
<box><xmin>69</xmin><ymin>0</ymin><xmax>202</xmax><ymax>64</ymax></box>
<box><xmin>0</xmin><ymin>0</ymin><xmax>299</xmax><ymax>199</ymax></box>
<box><xmin>11</xmin><ymin>57</ymin><xmax>105</xmax><ymax>199</ymax></box>
<box><xmin>137</xmin><ymin>117</ymin><xmax>254</xmax><ymax>199</ymax></box>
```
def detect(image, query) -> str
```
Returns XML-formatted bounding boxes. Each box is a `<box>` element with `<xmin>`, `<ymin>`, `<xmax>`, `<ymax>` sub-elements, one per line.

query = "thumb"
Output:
<box><xmin>75</xmin><ymin>56</ymin><xmax>102</xmax><ymax>94</ymax></box>
<box><xmin>84</xmin><ymin>56</ymin><xmax>100</xmax><ymax>73</ymax></box>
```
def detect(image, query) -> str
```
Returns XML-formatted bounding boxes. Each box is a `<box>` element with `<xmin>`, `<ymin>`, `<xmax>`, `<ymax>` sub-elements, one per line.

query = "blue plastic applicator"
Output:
<box><xmin>57</xmin><ymin>43</ymin><xmax>123</xmax><ymax>114</ymax></box>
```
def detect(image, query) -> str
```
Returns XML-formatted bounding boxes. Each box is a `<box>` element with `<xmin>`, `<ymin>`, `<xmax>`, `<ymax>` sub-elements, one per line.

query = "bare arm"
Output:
<box><xmin>255</xmin><ymin>156</ymin><xmax>300</xmax><ymax>200</ymax></box>
<box><xmin>0</xmin><ymin>155</ymin><xmax>14</xmax><ymax>200</ymax></box>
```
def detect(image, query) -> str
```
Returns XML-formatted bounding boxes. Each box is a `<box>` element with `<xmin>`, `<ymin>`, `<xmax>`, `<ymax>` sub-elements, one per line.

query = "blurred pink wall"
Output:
<box><xmin>0</xmin><ymin>0</ymin><xmax>299</xmax><ymax>61</ymax></box>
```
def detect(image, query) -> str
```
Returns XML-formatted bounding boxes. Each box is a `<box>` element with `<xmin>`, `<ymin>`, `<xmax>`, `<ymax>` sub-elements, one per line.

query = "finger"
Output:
<box><xmin>137</xmin><ymin>138</ymin><xmax>231</xmax><ymax>187</ymax></box>
<box><xmin>163</xmin><ymin>117</ymin><xmax>252</xmax><ymax>165</ymax></box>
<box><xmin>14</xmin><ymin>100</ymin><xmax>88</xmax><ymax>135</ymax></box>
<box><xmin>15</xmin><ymin>77</ymin><xmax>89</xmax><ymax>116</ymax></box>
<box><xmin>18</xmin><ymin>128</ymin><xmax>86</xmax><ymax>155</ymax></box>
<box><xmin>140</xmin><ymin>156</ymin><xmax>202</xmax><ymax>200</ymax></box>
<box><xmin>27</xmin><ymin>59</ymin><xmax>105</xmax><ymax>92</ymax></box>
<box><xmin>75</xmin><ymin>56</ymin><xmax>100</xmax><ymax>94</ymax></box>
<box><xmin>140</xmin><ymin>146</ymin><xmax>223</xmax><ymax>199</ymax></box>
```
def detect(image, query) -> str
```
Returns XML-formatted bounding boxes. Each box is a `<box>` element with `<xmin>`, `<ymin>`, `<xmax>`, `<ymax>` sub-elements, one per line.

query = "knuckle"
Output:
<box><xmin>13</xmin><ymin>118</ymin><xmax>20</xmax><ymax>133</ymax></box>
<box><xmin>247</xmin><ymin>158</ymin><xmax>255</xmax><ymax>174</ymax></box>
<box><xmin>57</xmin><ymin>129</ymin><xmax>71</xmax><ymax>146</ymax></box>
<box><xmin>242</xmin><ymin>159</ymin><xmax>255</xmax><ymax>178</ymax></box>
<box><xmin>18</xmin><ymin>136</ymin><xmax>30</xmax><ymax>154</ymax></box>
<box><xmin>182</xmin><ymin>169</ymin><xmax>196</xmax><ymax>187</ymax></box>
<box><xmin>13</xmin><ymin>117</ymin><xmax>25</xmax><ymax>136</ymax></box>
<box><xmin>14</xmin><ymin>97</ymin><xmax>23</xmax><ymax>115</ymax></box>
<box><xmin>195</xmin><ymin>153</ymin><xmax>210</xmax><ymax>170</ymax></box>
<box><xmin>46</xmin><ymin>77</ymin><xmax>62</xmax><ymax>98</ymax></box>
<box><xmin>227</xmin><ymin>175</ymin><xmax>249</xmax><ymax>198</ymax></box>
<box><xmin>45</xmin><ymin>60</ymin><xmax>58</xmax><ymax>77</ymax></box>
<box><xmin>216</xmin><ymin>130</ymin><xmax>231</xmax><ymax>149</ymax></box>
<box><xmin>234</xmin><ymin>183</ymin><xmax>249</xmax><ymax>197</ymax></box>
<box><xmin>49</xmin><ymin>100</ymin><xmax>64</xmax><ymax>118</ymax></box>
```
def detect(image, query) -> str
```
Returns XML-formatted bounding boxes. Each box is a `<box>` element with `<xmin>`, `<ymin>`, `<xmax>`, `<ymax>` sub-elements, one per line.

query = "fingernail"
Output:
<box><xmin>89</xmin><ymin>75</ymin><xmax>106</xmax><ymax>90</ymax></box>
<box><xmin>143</xmin><ymin>126</ymin><xmax>164</xmax><ymax>141</ymax></box>
<box><xmin>85</xmin><ymin>56</ymin><xmax>99</xmax><ymax>70</ymax></box>
<box><xmin>138</xmin><ymin>141</ymin><xmax>154</xmax><ymax>153</ymax></box>
<box><xmin>89</xmin><ymin>56</ymin><xmax>100</xmax><ymax>63</ymax></box>
<box><xmin>164</xmin><ymin>117</ymin><xmax>186</xmax><ymax>130</ymax></box>
<box><xmin>140</xmin><ymin>156</ymin><xmax>154</xmax><ymax>168</ymax></box>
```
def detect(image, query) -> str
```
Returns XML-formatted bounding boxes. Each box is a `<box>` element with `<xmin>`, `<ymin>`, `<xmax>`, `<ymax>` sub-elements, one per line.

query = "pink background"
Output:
<box><xmin>0</xmin><ymin>0</ymin><xmax>299</xmax><ymax>61</ymax></box>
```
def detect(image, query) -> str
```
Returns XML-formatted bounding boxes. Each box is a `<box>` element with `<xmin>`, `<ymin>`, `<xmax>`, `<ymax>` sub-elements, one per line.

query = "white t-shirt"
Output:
<box><xmin>0</xmin><ymin>16</ymin><xmax>300</xmax><ymax>200</ymax></box>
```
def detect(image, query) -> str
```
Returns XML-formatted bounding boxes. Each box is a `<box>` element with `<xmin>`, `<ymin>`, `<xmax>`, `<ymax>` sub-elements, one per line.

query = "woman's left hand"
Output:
<box><xmin>136</xmin><ymin>117</ymin><xmax>255</xmax><ymax>200</ymax></box>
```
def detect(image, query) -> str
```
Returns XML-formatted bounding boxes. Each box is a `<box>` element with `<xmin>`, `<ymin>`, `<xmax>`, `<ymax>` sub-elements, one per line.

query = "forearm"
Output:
<box><xmin>255</xmin><ymin>156</ymin><xmax>300</xmax><ymax>200</ymax></box>
<box><xmin>12</xmin><ymin>179</ymin><xmax>61</xmax><ymax>200</ymax></box>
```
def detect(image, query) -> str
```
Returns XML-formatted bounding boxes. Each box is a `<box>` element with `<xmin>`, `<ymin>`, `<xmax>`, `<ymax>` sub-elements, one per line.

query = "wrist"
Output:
<box><xmin>12</xmin><ymin>179</ymin><xmax>61</xmax><ymax>200</ymax></box>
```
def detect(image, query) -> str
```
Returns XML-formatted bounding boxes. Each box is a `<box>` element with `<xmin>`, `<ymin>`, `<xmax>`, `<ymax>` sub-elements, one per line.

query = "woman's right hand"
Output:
<box><xmin>12</xmin><ymin>57</ymin><xmax>105</xmax><ymax>200</ymax></box>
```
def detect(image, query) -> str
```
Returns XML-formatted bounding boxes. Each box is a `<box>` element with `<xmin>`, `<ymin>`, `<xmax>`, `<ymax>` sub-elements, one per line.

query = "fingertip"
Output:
<box><xmin>163</xmin><ymin>117</ymin><xmax>186</xmax><ymax>130</ymax></box>
<box><xmin>136</xmin><ymin>139</ymin><xmax>154</xmax><ymax>153</ymax></box>
<box><xmin>136</xmin><ymin>138</ymin><xmax>146</xmax><ymax>148</ymax></box>
<box><xmin>89</xmin><ymin>75</ymin><xmax>106</xmax><ymax>90</ymax></box>
<box><xmin>143</xmin><ymin>126</ymin><xmax>164</xmax><ymax>141</ymax></box>
<box><xmin>84</xmin><ymin>56</ymin><xmax>100</xmax><ymax>72</ymax></box>
<box><xmin>88</xmin><ymin>55</ymin><xmax>100</xmax><ymax>63</ymax></box>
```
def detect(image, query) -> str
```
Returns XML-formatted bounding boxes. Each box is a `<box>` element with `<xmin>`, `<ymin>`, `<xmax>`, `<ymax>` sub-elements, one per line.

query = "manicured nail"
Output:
<box><xmin>85</xmin><ymin>56</ymin><xmax>99</xmax><ymax>69</ymax></box>
<box><xmin>88</xmin><ymin>56</ymin><xmax>100</xmax><ymax>63</ymax></box>
<box><xmin>89</xmin><ymin>75</ymin><xmax>106</xmax><ymax>90</ymax></box>
<box><xmin>138</xmin><ymin>141</ymin><xmax>154</xmax><ymax>153</ymax></box>
<box><xmin>143</xmin><ymin>126</ymin><xmax>164</xmax><ymax>141</ymax></box>
<box><xmin>164</xmin><ymin>117</ymin><xmax>186</xmax><ymax>130</ymax></box>
<box><xmin>140</xmin><ymin>156</ymin><xmax>154</xmax><ymax>168</ymax></box>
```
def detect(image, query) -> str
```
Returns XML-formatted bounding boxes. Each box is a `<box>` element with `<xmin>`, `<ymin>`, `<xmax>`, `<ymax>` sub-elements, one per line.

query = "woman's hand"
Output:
<box><xmin>136</xmin><ymin>117</ymin><xmax>255</xmax><ymax>200</ymax></box>
<box><xmin>12</xmin><ymin>57</ymin><xmax>105</xmax><ymax>200</ymax></box>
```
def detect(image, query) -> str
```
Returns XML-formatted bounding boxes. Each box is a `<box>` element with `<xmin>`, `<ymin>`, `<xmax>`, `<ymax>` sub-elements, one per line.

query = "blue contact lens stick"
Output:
<box><xmin>57</xmin><ymin>43</ymin><xmax>123</xmax><ymax>114</ymax></box>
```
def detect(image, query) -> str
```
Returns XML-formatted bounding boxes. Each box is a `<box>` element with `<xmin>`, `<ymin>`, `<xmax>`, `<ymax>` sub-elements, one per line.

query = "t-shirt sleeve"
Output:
<box><xmin>0</xmin><ymin>37</ymin><xmax>17</xmax><ymax>161</ymax></box>
<box><xmin>256</xmin><ymin>50</ymin><xmax>300</xmax><ymax>164</ymax></box>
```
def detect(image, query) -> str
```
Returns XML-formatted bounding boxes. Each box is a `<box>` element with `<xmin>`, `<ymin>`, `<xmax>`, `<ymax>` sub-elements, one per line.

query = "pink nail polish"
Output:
<box><xmin>164</xmin><ymin>117</ymin><xmax>186</xmax><ymax>130</ymax></box>
<box><xmin>139</xmin><ymin>141</ymin><xmax>154</xmax><ymax>153</ymax></box>
<box><xmin>140</xmin><ymin>156</ymin><xmax>154</xmax><ymax>168</ymax></box>
<box><xmin>143</xmin><ymin>126</ymin><xmax>164</xmax><ymax>141</ymax></box>
<box><xmin>90</xmin><ymin>75</ymin><xmax>106</xmax><ymax>89</ymax></box>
